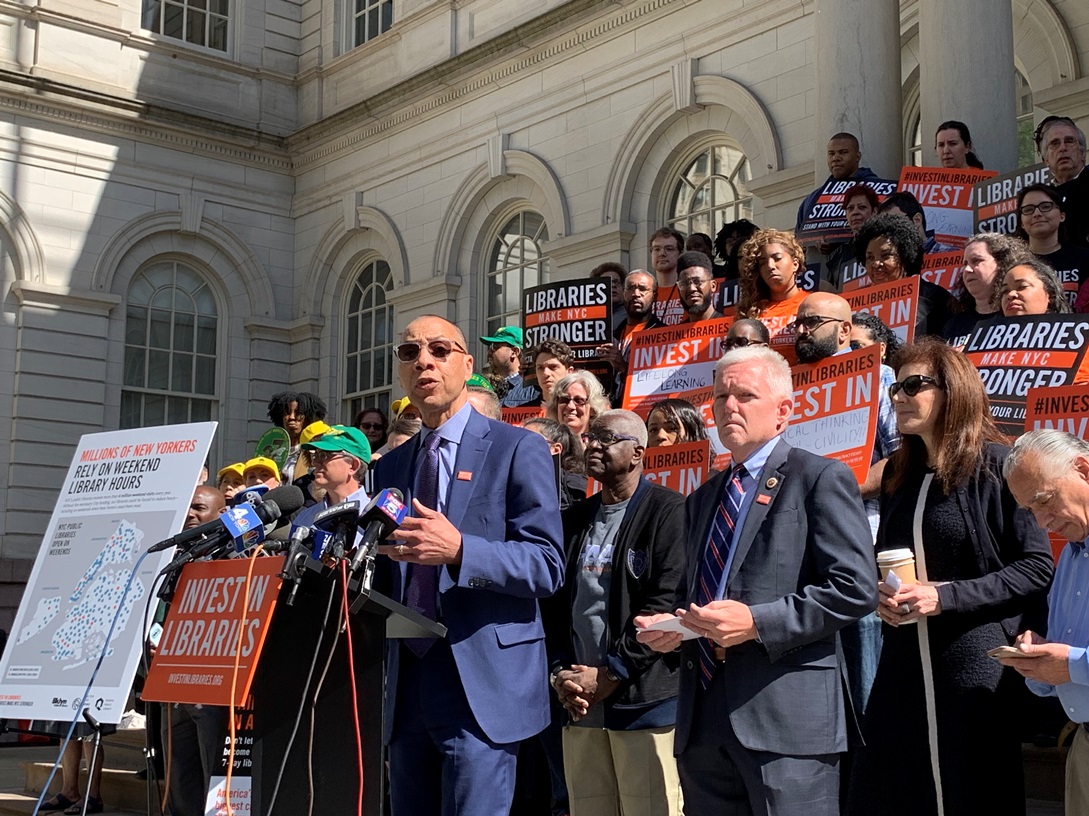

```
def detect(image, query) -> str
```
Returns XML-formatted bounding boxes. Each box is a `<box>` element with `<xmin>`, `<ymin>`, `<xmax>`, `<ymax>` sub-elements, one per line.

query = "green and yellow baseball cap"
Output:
<box><xmin>302</xmin><ymin>424</ymin><xmax>372</xmax><ymax>464</ymax></box>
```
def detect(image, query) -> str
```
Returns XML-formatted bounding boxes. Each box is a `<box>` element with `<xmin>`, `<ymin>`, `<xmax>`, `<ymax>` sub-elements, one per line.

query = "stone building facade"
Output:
<box><xmin>0</xmin><ymin>0</ymin><xmax>1086</xmax><ymax>624</ymax></box>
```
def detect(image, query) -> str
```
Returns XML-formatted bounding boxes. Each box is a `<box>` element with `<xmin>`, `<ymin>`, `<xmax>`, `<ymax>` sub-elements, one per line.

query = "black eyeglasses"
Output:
<box><xmin>888</xmin><ymin>374</ymin><xmax>941</xmax><ymax>398</ymax></box>
<box><xmin>794</xmin><ymin>314</ymin><xmax>843</xmax><ymax>332</ymax></box>
<box><xmin>723</xmin><ymin>337</ymin><xmax>768</xmax><ymax>350</ymax></box>
<box><xmin>395</xmin><ymin>339</ymin><xmax>468</xmax><ymax>362</ymax></box>
<box><xmin>557</xmin><ymin>395</ymin><xmax>588</xmax><ymax>407</ymax></box>
<box><xmin>677</xmin><ymin>276</ymin><xmax>712</xmax><ymax>289</ymax></box>
<box><xmin>1019</xmin><ymin>201</ymin><xmax>1058</xmax><ymax>216</ymax></box>
<box><xmin>584</xmin><ymin>431</ymin><xmax>639</xmax><ymax>448</ymax></box>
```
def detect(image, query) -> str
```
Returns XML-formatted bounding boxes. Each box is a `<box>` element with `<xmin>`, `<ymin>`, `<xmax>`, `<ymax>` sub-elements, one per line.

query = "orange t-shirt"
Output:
<box><xmin>756</xmin><ymin>289</ymin><xmax>808</xmax><ymax>365</ymax></box>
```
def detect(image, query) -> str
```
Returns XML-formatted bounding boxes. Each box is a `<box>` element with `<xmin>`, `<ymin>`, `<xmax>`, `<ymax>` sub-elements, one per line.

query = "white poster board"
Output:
<box><xmin>0</xmin><ymin>422</ymin><xmax>217</xmax><ymax>722</ymax></box>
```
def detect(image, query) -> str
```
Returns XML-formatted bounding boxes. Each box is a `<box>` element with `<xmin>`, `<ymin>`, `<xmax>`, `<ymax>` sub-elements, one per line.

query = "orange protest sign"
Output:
<box><xmin>143</xmin><ymin>558</ymin><xmax>283</xmax><ymax>707</ymax></box>
<box><xmin>621</xmin><ymin>318</ymin><xmax>732</xmax><ymax>413</ymax></box>
<box><xmin>783</xmin><ymin>347</ymin><xmax>881</xmax><ymax>483</ymax></box>
<box><xmin>965</xmin><ymin>315</ymin><xmax>1089</xmax><ymax>437</ymax></box>
<box><xmin>1024</xmin><ymin>384</ymin><xmax>1089</xmax><ymax>560</ymax></box>
<box><xmin>974</xmin><ymin>163</ymin><xmax>1052</xmax><ymax>234</ymax></box>
<box><xmin>844</xmin><ymin>278</ymin><xmax>919</xmax><ymax>345</ymax></box>
<box><xmin>897</xmin><ymin>166</ymin><xmax>996</xmax><ymax>248</ymax></box>
<box><xmin>586</xmin><ymin>439</ymin><xmax>711</xmax><ymax>497</ymax></box>
<box><xmin>920</xmin><ymin>251</ymin><xmax>964</xmax><ymax>298</ymax></box>
<box><xmin>502</xmin><ymin>405</ymin><xmax>545</xmax><ymax>426</ymax></box>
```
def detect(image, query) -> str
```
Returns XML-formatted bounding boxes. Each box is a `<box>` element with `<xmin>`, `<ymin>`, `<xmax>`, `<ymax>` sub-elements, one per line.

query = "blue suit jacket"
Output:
<box><xmin>674</xmin><ymin>438</ymin><xmax>876</xmax><ymax>757</ymax></box>
<box><xmin>373</xmin><ymin>408</ymin><xmax>565</xmax><ymax>745</ymax></box>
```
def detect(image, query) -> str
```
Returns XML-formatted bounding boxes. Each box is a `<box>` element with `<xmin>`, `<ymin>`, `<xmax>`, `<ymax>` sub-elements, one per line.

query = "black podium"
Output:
<box><xmin>248</xmin><ymin>557</ymin><xmax>445</xmax><ymax>816</ymax></box>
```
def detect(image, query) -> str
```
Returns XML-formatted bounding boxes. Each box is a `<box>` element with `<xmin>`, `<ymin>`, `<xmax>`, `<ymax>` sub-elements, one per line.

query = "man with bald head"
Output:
<box><xmin>546</xmin><ymin>409</ymin><xmax>686</xmax><ymax>815</ymax></box>
<box><xmin>794</xmin><ymin>293</ymin><xmax>899</xmax><ymax>716</ymax></box>
<box><xmin>373</xmin><ymin>314</ymin><xmax>565</xmax><ymax>815</ymax></box>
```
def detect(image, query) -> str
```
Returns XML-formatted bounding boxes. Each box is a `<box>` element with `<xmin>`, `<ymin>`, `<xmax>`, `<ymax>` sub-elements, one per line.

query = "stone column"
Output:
<box><xmin>919</xmin><ymin>0</ymin><xmax>1017</xmax><ymax>172</ymax></box>
<box><xmin>814</xmin><ymin>0</ymin><xmax>903</xmax><ymax>179</ymax></box>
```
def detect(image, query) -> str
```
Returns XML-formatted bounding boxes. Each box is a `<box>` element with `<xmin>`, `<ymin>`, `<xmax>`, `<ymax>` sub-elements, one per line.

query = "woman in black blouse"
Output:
<box><xmin>848</xmin><ymin>339</ymin><xmax>1053</xmax><ymax>816</ymax></box>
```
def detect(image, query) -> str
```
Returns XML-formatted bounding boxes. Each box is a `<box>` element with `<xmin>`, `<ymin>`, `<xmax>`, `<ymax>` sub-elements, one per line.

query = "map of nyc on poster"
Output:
<box><xmin>0</xmin><ymin>423</ymin><xmax>216</xmax><ymax>722</ymax></box>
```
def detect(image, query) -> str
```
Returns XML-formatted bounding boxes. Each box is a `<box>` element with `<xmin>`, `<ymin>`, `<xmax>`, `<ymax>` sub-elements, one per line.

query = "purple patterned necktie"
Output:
<box><xmin>696</xmin><ymin>463</ymin><xmax>749</xmax><ymax>687</ymax></box>
<box><xmin>404</xmin><ymin>431</ymin><xmax>441</xmax><ymax>657</ymax></box>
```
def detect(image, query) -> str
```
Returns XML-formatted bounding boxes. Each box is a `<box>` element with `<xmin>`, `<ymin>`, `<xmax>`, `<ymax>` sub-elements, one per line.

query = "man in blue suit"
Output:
<box><xmin>374</xmin><ymin>314</ymin><xmax>565</xmax><ymax>816</ymax></box>
<box><xmin>636</xmin><ymin>346</ymin><xmax>875</xmax><ymax>816</ymax></box>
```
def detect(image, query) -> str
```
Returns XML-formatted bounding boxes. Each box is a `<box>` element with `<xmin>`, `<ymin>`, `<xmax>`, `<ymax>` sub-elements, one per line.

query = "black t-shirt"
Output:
<box><xmin>941</xmin><ymin>305</ymin><xmax>998</xmax><ymax>350</ymax></box>
<box><xmin>1038</xmin><ymin>244</ymin><xmax>1089</xmax><ymax>307</ymax></box>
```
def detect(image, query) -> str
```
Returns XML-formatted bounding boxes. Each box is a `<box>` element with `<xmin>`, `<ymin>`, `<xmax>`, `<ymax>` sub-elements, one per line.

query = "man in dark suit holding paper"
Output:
<box><xmin>636</xmin><ymin>345</ymin><xmax>875</xmax><ymax>816</ymax></box>
<box><xmin>373</xmin><ymin>314</ymin><xmax>565</xmax><ymax>816</ymax></box>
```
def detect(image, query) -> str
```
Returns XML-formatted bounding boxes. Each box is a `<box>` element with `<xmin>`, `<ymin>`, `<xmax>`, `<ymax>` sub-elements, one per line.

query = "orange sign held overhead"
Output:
<box><xmin>143</xmin><ymin>558</ymin><xmax>283</xmax><ymax>707</ymax></box>
<box><xmin>785</xmin><ymin>346</ymin><xmax>882</xmax><ymax>483</ymax></box>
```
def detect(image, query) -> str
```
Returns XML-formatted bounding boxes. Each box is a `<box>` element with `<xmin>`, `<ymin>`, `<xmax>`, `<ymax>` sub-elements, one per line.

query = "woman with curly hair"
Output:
<box><xmin>546</xmin><ymin>370</ymin><xmax>611</xmax><ymax>442</ymax></box>
<box><xmin>854</xmin><ymin>212</ymin><xmax>953</xmax><ymax>338</ymax></box>
<box><xmin>644</xmin><ymin>398</ymin><xmax>709</xmax><ymax>448</ymax></box>
<box><xmin>850</xmin><ymin>312</ymin><xmax>902</xmax><ymax>364</ymax></box>
<box><xmin>267</xmin><ymin>390</ymin><xmax>328</xmax><ymax>482</ymax></box>
<box><xmin>941</xmin><ymin>232</ymin><xmax>1032</xmax><ymax>349</ymax></box>
<box><xmin>736</xmin><ymin>228</ymin><xmax>809</xmax><ymax>361</ymax></box>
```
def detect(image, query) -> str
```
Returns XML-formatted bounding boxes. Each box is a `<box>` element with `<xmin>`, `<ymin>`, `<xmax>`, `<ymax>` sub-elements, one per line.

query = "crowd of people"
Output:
<box><xmin>57</xmin><ymin>115</ymin><xmax>1087</xmax><ymax>816</ymax></box>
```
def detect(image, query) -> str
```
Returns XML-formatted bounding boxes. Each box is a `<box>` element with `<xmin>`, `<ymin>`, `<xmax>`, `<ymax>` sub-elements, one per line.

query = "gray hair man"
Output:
<box><xmin>1001</xmin><ymin>428</ymin><xmax>1089</xmax><ymax>815</ymax></box>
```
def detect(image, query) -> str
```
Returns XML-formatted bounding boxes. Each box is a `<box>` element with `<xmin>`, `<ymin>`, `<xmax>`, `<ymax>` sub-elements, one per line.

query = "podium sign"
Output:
<box><xmin>143</xmin><ymin>558</ymin><xmax>283</xmax><ymax>706</ymax></box>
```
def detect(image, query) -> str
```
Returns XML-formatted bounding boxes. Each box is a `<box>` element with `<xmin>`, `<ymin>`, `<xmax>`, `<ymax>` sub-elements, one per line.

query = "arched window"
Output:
<box><xmin>121</xmin><ymin>260</ymin><xmax>218</xmax><ymax>428</ymax></box>
<box><xmin>483</xmin><ymin>210</ymin><xmax>549</xmax><ymax>338</ymax></box>
<box><xmin>344</xmin><ymin>258</ymin><xmax>394</xmax><ymax>420</ymax></box>
<box><xmin>667</xmin><ymin>145</ymin><xmax>752</xmax><ymax>238</ymax></box>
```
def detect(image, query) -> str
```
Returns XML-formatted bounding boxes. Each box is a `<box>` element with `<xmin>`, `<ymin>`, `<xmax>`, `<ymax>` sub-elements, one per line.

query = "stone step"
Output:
<box><xmin>23</xmin><ymin>761</ymin><xmax>150</xmax><ymax>815</ymax></box>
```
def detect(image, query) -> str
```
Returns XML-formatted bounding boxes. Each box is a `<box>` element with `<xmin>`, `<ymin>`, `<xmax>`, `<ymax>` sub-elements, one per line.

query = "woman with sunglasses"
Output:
<box><xmin>1014</xmin><ymin>183</ymin><xmax>1089</xmax><ymax>308</ymax></box>
<box><xmin>848</xmin><ymin>340</ymin><xmax>1052</xmax><ymax>816</ymax></box>
<box><xmin>644</xmin><ymin>398</ymin><xmax>708</xmax><ymax>448</ymax></box>
<box><xmin>546</xmin><ymin>371</ymin><xmax>611</xmax><ymax>443</ymax></box>
<box><xmin>353</xmin><ymin>406</ymin><xmax>389</xmax><ymax>452</ymax></box>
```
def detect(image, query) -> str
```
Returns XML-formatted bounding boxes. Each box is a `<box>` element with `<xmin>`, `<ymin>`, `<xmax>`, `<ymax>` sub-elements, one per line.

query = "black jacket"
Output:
<box><xmin>543</xmin><ymin>477</ymin><xmax>685</xmax><ymax>728</ymax></box>
<box><xmin>878</xmin><ymin>442</ymin><xmax>1053</xmax><ymax>639</ymax></box>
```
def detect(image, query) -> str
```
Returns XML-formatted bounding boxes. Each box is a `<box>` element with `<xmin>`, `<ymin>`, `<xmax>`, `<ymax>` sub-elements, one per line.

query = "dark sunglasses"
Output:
<box><xmin>357</xmin><ymin>422</ymin><xmax>385</xmax><ymax>431</ymax></box>
<box><xmin>724</xmin><ymin>337</ymin><xmax>768</xmax><ymax>350</ymax></box>
<box><xmin>794</xmin><ymin>314</ymin><xmax>843</xmax><ymax>332</ymax></box>
<box><xmin>888</xmin><ymin>374</ymin><xmax>940</xmax><ymax>398</ymax></box>
<box><xmin>395</xmin><ymin>339</ymin><xmax>468</xmax><ymax>362</ymax></box>
<box><xmin>557</xmin><ymin>395</ymin><xmax>588</xmax><ymax>407</ymax></box>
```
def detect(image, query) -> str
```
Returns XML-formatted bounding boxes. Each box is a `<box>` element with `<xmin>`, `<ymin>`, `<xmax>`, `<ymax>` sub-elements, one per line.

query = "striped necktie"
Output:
<box><xmin>696</xmin><ymin>463</ymin><xmax>750</xmax><ymax>687</ymax></box>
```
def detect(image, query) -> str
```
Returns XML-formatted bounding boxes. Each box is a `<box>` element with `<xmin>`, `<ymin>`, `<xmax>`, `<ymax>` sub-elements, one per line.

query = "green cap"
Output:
<box><xmin>479</xmin><ymin>326</ymin><xmax>523</xmax><ymax>348</ymax></box>
<box><xmin>466</xmin><ymin>373</ymin><xmax>495</xmax><ymax>391</ymax></box>
<box><xmin>302</xmin><ymin>424</ymin><xmax>372</xmax><ymax>464</ymax></box>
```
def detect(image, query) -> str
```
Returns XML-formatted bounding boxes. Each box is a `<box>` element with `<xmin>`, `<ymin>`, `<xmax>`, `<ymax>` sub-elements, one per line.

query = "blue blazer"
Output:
<box><xmin>373</xmin><ymin>408</ymin><xmax>565</xmax><ymax>745</ymax></box>
<box><xmin>674</xmin><ymin>438</ymin><xmax>877</xmax><ymax>757</ymax></box>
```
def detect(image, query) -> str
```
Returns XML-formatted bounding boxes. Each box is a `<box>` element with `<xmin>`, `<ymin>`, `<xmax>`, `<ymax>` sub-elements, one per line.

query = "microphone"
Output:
<box><xmin>282</xmin><ymin>524</ymin><xmax>314</xmax><ymax>606</ymax></box>
<box><xmin>157</xmin><ymin>485</ymin><xmax>304</xmax><ymax>573</ymax></box>
<box><xmin>349</xmin><ymin>488</ymin><xmax>407</xmax><ymax>573</ymax></box>
<box><xmin>231</xmin><ymin>485</ymin><xmax>268</xmax><ymax>506</ymax></box>
<box><xmin>311</xmin><ymin>501</ymin><xmax>363</xmax><ymax>561</ymax></box>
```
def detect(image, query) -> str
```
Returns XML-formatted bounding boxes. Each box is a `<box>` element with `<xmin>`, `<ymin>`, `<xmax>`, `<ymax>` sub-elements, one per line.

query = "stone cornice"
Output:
<box><xmin>11</xmin><ymin>281</ymin><xmax>121</xmax><ymax>316</ymax></box>
<box><xmin>745</xmin><ymin>163</ymin><xmax>815</xmax><ymax>210</ymax></box>
<box><xmin>244</xmin><ymin>316</ymin><xmax>325</xmax><ymax>343</ymax></box>
<box><xmin>0</xmin><ymin>69</ymin><xmax>292</xmax><ymax>171</ymax></box>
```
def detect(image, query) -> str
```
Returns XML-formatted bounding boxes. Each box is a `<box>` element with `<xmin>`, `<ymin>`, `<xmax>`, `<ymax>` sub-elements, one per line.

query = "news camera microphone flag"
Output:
<box><xmin>350</xmin><ymin>488</ymin><xmax>408</xmax><ymax>573</ymax></box>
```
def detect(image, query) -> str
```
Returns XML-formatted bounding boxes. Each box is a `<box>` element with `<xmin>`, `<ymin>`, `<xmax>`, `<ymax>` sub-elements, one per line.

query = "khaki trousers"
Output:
<box><xmin>1067</xmin><ymin>725</ymin><xmax>1089</xmax><ymax>816</ymax></box>
<box><xmin>562</xmin><ymin>725</ymin><xmax>682</xmax><ymax>816</ymax></box>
